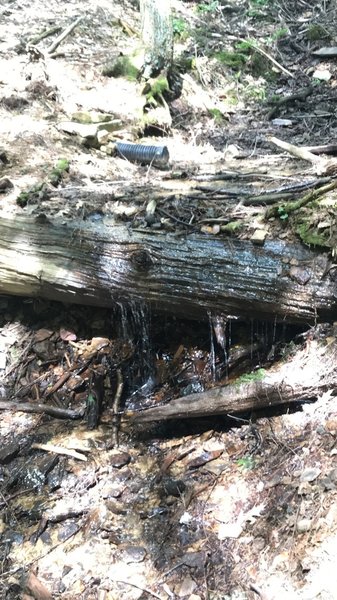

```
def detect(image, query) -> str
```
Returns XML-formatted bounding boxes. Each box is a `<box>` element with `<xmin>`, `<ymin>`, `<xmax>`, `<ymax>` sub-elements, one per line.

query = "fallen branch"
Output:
<box><xmin>268</xmin><ymin>136</ymin><xmax>337</xmax><ymax>176</ymax></box>
<box><xmin>265</xmin><ymin>178</ymin><xmax>337</xmax><ymax>218</ymax></box>
<box><xmin>129</xmin><ymin>331</ymin><xmax>337</xmax><ymax>422</ymax></box>
<box><xmin>47</xmin><ymin>16</ymin><xmax>82</xmax><ymax>55</ymax></box>
<box><xmin>0</xmin><ymin>401</ymin><xmax>84</xmax><ymax>419</ymax></box>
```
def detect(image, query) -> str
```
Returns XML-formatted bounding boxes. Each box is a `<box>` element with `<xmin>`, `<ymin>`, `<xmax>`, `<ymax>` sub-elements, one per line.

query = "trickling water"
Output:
<box><xmin>208</xmin><ymin>313</ymin><xmax>229</xmax><ymax>381</ymax></box>
<box><xmin>250</xmin><ymin>318</ymin><xmax>254</xmax><ymax>361</ymax></box>
<box><xmin>113</xmin><ymin>299</ymin><xmax>155</xmax><ymax>398</ymax></box>
<box><xmin>208</xmin><ymin>312</ymin><xmax>216</xmax><ymax>381</ymax></box>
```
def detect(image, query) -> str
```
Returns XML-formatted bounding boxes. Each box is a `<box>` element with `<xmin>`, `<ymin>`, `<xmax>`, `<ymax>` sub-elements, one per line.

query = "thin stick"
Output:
<box><xmin>234</xmin><ymin>37</ymin><xmax>294</xmax><ymax>79</ymax></box>
<box><xmin>31</xmin><ymin>442</ymin><xmax>87</xmax><ymax>461</ymax></box>
<box><xmin>29</xmin><ymin>26</ymin><xmax>62</xmax><ymax>45</ymax></box>
<box><xmin>114</xmin><ymin>580</ymin><xmax>163</xmax><ymax>600</ymax></box>
<box><xmin>47</xmin><ymin>17</ymin><xmax>82</xmax><ymax>55</ymax></box>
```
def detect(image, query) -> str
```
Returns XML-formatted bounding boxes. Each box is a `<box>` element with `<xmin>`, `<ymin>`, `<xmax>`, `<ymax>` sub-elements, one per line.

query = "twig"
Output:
<box><xmin>31</xmin><ymin>442</ymin><xmax>87</xmax><ymax>461</ymax></box>
<box><xmin>29</xmin><ymin>26</ymin><xmax>62</xmax><ymax>45</ymax></box>
<box><xmin>234</xmin><ymin>37</ymin><xmax>294</xmax><ymax>78</ymax></box>
<box><xmin>47</xmin><ymin>17</ymin><xmax>82</xmax><ymax>55</ymax></box>
<box><xmin>268</xmin><ymin>86</ymin><xmax>313</xmax><ymax>119</ymax></box>
<box><xmin>114</xmin><ymin>580</ymin><xmax>163</xmax><ymax>600</ymax></box>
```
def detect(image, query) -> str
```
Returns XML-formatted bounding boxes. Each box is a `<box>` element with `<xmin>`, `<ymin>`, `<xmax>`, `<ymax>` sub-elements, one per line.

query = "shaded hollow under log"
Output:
<box><xmin>0</xmin><ymin>215</ymin><xmax>336</xmax><ymax>323</ymax></box>
<box><xmin>129</xmin><ymin>326</ymin><xmax>337</xmax><ymax>422</ymax></box>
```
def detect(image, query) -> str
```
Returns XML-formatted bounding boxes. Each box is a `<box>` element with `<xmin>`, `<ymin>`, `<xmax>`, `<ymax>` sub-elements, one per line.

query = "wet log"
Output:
<box><xmin>131</xmin><ymin>330</ymin><xmax>337</xmax><ymax>422</ymax></box>
<box><xmin>0</xmin><ymin>214</ymin><xmax>336</xmax><ymax>323</ymax></box>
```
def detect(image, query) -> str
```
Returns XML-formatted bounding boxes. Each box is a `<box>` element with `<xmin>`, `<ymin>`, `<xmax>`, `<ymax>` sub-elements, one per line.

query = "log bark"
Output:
<box><xmin>0</xmin><ymin>215</ymin><xmax>336</xmax><ymax>323</ymax></box>
<box><xmin>130</xmin><ymin>331</ymin><xmax>337</xmax><ymax>422</ymax></box>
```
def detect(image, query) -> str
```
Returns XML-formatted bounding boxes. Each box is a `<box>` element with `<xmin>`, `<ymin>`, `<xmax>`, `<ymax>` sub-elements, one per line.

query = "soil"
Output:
<box><xmin>1</xmin><ymin>1</ymin><xmax>337</xmax><ymax>599</ymax></box>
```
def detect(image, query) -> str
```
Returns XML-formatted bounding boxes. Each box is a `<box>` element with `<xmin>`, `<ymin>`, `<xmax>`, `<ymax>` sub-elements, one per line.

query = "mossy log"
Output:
<box><xmin>0</xmin><ymin>215</ymin><xmax>336</xmax><ymax>323</ymax></box>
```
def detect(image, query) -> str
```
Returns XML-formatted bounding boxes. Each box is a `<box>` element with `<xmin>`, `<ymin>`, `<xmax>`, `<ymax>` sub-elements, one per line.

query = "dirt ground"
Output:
<box><xmin>2</xmin><ymin>1</ymin><xmax>337</xmax><ymax>599</ymax></box>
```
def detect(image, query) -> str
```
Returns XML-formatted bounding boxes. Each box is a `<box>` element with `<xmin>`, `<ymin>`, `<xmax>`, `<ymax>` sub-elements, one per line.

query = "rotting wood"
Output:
<box><xmin>0</xmin><ymin>215</ymin><xmax>336</xmax><ymax>323</ymax></box>
<box><xmin>129</xmin><ymin>330</ymin><xmax>337</xmax><ymax>422</ymax></box>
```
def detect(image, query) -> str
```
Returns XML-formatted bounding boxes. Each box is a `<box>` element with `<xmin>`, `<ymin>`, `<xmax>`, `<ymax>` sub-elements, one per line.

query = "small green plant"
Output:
<box><xmin>237</xmin><ymin>456</ymin><xmax>256</xmax><ymax>470</ymax></box>
<box><xmin>208</xmin><ymin>108</ymin><xmax>225</xmax><ymax>123</ymax></box>
<box><xmin>49</xmin><ymin>158</ymin><xmax>70</xmax><ymax>186</ymax></box>
<box><xmin>172</xmin><ymin>17</ymin><xmax>187</xmax><ymax>38</ymax></box>
<box><xmin>236</xmin><ymin>368</ymin><xmax>266</xmax><ymax>385</ymax></box>
<box><xmin>269</xmin><ymin>27</ymin><xmax>288</xmax><ymax>42</ymax></box>
<box><xmin>306</xmin><ymin>24</ymin><xmax>330</xmax><ymax>42</ymax></box>
<box><xmin>197</xmin><ymin>1</ymin><xmax>219</xmax><ymax>13</ymax></box>
<box><xmin>278</xmin><ymin>205</ymin><xmax>289</xmax><ymax>221</ymax></box>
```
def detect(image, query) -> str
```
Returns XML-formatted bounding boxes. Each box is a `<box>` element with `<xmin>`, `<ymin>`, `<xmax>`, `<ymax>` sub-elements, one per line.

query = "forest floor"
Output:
<box><xmin>1</xmin><ymin>1</ymin><xmax>337</xmax><ymax>599</ymax></box>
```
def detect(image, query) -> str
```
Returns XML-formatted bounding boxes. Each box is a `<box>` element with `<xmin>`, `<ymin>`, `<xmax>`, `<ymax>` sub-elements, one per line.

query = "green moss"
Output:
<box><xmin>306</xmin><ymin>24</ymin><xmax>330</xmax><ymax>41</ymax></box>
<box><xmin>16</xmin><ymin>159</ymin><xmax>70</xmax><ymax>206</ymax></box>
<box><xmin>143</xmin><ymin>76</ymin><xmax>170</xmax><ymax>106</ymax></box>
<box><xmin>208</xmin><ymin>108</ymin><xmax>226</xmax><ymax>123</ymax></box>
<box><xmin>102</xmin><ymin>56</ymin><xmax>139</xmax><ymax>80</ymax></box>
<box><xmin>49</xmin><ymin>158</ymin><xmax>69</xmax><ymax>186</ymax></box>
<box><xmin>296</xmin><ymin>222</ymin><xmax>329</xmax><ymax>248</ymax></box>
<box><xmin>16</xmin><ymin>183</ymin><xmax>45</xmax><ymax>207</ymax></box>
<box><xmin>236</xmin><ymin>368</ymin><xmax>266</xmax><ymax>385</ymax></box>
<box><xmin>221</xmin><ymin>221</ymin><xmax>242</xmax><ymax>232</ymax></box>
<box><xmin>215</xmin><ymin>50</ymin><xmax>247</xmax><ymax>69</ymax></box>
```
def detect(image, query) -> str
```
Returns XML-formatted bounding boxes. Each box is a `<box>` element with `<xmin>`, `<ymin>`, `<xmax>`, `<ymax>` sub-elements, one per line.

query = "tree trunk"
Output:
<box><xmin>140</xmin><ymin>0</ymin><xmax>173</xmax><ymax>78</ymax></box>
<box><xmin>0</xmin><ymin>215</ymin><xmax>336</xmax><ymax>323</ymax></box>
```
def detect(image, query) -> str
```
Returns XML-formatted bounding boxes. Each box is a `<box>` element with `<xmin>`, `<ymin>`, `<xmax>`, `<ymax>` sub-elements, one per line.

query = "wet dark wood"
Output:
<box><xmin>131</xmin><ymin>332</ymin><xmax>336</xmax><ymax>421</ymax></box>
<box><xmin>0</xmin><ymin>215</ymin><xmax>336</xmax><ymax>323</ymax></box>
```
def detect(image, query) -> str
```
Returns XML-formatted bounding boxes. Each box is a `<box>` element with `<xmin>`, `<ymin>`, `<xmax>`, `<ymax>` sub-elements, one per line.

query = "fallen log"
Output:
<box><xmin>130</xmin><ymin>330</ymin><xmax>337</xmax><ymax>422</ymax></box>
<box><xmin>0</xmin><ymin>214</ymin><xmax>336</xmax><ymax>323</ymax></box>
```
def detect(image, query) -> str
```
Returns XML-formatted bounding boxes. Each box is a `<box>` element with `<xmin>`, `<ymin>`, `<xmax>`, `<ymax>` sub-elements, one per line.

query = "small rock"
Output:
<box><xmin>0</xmin><ymin>177</ymin><xmax>13</xmax><ymax>192</ymax></box>
<box><xmin>312</xmin><ymin>68</ymin><xmax>331</xmax><ymax>81</ymax></box>
<box><xmin>289</xmin><ymin>266</ymin><xmax>311</xmax><ymax>285</ymax></box>
<box><xmin>272</xmin><ymin>118</ymin><xmax>293</xmax><ymax>127</ymax></box>
<box><xmin>97</xmin><ymin>129</ymin><xmax>111</xmax><ymax>145</ymax></box>
<box><xmin>251</xmin><ymin>229</ymin><xmax>267</xmax><ymax>245</ymax></box>
<box><xmin>109</xmin><ymin>451</ymin><xmax>131</xmax><ymax>468</ymax></box>
<box><xmin>298</xmin><ymin>481</ymin><xmax>313</xmax><ymax>495</ymax></box>
<box><xmin>0</xmin><ymin>150</ymin><xmax>9</xmax><ymax>164</ymax></box>
<box><xmin>121</xmin><ymin>545</ymin><xmax>147</xmax><ymax>563</ymax></box>
<box><xmin>300</xmin><ymin>467</ymin><xmax>321</xmax><ymax>482</ymax></box>
<box><xmin>296</xmin><ymin>518</ymin><xmax>312</xmax><ymax>533</ymax></box>
<box><xmin>177</xmin><ymin>576</ymin><xmax>196</xmax><ymax>597</ymax></box>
